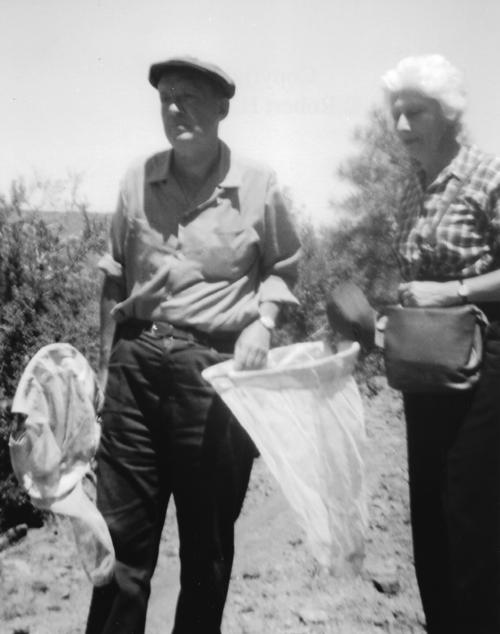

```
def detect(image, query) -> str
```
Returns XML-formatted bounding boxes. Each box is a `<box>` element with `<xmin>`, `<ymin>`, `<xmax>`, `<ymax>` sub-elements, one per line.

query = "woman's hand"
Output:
<box><xmin>398</xmin><ymin>281</ymin><xmax>459</xmax><ymax>307</ymax></box>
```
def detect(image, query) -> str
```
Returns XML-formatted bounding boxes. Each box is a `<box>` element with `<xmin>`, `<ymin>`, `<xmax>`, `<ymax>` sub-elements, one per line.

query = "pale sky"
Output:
<box><xmin>2</xmin><ymin>0</ymin><xmax>500</xmax><ymax>224</ymax></box>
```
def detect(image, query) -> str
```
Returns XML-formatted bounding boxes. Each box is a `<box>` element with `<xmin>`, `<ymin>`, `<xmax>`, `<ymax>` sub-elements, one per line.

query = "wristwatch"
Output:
<box><xmin>457</xmin><ymin>280</ymin><xmax>469</xmax><ymax>304</ymax></box>
<box><xmin>258</xmin><ymin>313</ymin><xmax>276</xmax><ymax>331</ymax></box>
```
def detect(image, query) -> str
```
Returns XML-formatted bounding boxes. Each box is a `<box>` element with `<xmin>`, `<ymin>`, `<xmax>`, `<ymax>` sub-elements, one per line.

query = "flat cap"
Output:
<box><xmin>148</xmin><ymin>55</ymin><xmax>236</xmax><ymax>99</ymax></box>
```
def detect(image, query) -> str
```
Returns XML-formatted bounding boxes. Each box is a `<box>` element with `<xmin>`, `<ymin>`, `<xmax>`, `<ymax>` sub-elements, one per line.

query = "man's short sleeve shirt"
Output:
<box><xmin>99</xmin><ymin>142</ymin><xmax>300</xmax><ymax>333</ymax></box>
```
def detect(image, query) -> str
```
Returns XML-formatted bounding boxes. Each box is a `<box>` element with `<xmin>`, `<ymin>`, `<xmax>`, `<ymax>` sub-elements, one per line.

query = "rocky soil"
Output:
<box><xmin>0</xmin><ymin>377</ymin><xmax>425</xmax><ymax>634</ymax></box>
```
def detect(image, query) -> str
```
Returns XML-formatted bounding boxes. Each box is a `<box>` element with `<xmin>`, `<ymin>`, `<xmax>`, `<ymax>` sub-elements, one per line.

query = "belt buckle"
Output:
<box><xmin>151</xmin><ymin>322</ymin><xmax>174</xmax><ymax>338</ymax></box>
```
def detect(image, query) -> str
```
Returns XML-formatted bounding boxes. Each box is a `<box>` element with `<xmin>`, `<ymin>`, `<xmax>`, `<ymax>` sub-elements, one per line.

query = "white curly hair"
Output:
<box><xmin>381</xmin><ymin>54</ymin><xmax>466</xmax><ymax>122</ymax></box>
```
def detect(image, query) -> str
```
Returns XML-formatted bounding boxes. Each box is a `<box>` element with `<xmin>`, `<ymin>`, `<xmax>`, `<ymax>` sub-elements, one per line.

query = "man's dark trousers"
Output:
<box><xmin>85</xmin><ymin>325</ymin><xmax>255</xmax><ymax>634</ymax></box>
<box><xmin>403</xmin><ymin>321</ymin><xmax>500</xmax><ymax>634</ymax></box>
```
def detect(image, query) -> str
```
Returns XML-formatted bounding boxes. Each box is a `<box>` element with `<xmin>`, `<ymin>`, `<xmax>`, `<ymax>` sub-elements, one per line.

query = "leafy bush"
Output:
<box><xmin>0</xmin><ymin>186</ymin><xmax>108</xmax><ymax>531</ymax></box>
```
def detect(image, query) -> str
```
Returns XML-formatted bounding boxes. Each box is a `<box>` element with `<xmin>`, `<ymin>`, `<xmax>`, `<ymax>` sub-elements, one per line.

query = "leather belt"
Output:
<box><xmin>118</xmin><ymin>318</ymin><xmax>237</xmax><ymax>353</ymax></box>
<box><xmin>149</xmin><ymin>321</ymin><xmax>200</xmax><ymax>342</ymax></box>
<box><xmin>147</xmin><ymin>320</ymin><xmax>237</xmax><ymax>353</ymax></box>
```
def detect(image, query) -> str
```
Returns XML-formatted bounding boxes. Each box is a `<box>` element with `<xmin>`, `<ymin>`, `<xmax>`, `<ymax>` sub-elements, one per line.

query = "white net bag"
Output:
<box><xmin>203</xmin><ymin>340</ymin><xmax>368</xmax><ymax>575</ymax></box>
<box><xmin>9</xmin><ymin>343</ymin><xmax>115</xmax><ymax>586</ymax></box>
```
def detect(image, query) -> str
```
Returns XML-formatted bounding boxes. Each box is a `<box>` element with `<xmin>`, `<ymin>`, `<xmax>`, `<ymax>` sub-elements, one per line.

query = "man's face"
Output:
<box><xmin>157</xmin><ymin>72</ymin><xmax>228</xmax><ymax>151</ymax></box>
<box><xmin>390</xmin><ymin>90</ymin><xmax>453</xmax><ymax>166</ymax></box>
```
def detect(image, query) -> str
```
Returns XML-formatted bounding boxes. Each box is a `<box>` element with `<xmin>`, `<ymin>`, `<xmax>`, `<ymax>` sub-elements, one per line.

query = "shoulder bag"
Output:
<box><xmin>384</xmin><ymin>304</ymin><xmax>488</xmax><ymax>392</ymax></box>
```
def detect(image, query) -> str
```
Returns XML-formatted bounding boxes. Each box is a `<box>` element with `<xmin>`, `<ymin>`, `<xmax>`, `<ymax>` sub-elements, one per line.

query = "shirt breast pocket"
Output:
<box><xmin>181</xmin><ymin>220</ymin><xmax>259</xmax><ymax>281</ymax></box>
<box><xmin>207</xmin><ymin>226</ymin><xmax>259</xmax><ymax>280</ymax></box>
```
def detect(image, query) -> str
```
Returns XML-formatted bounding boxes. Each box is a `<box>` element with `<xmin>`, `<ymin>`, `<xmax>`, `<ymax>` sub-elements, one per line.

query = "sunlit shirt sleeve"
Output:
<box><xmin>257</xmin><ymin>172</ymin><xmax>301</xmax><ymax>305</ymax></box>
<box><xmin>97</xmin><ymin>192</ymin><xmax>127</xmax><ymax>283</ymax></box>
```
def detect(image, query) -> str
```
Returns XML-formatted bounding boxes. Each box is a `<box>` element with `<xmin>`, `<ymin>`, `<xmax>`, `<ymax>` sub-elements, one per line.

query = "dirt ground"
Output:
<box><xmin>0</xmin><ymin>376</ymin><xmax>426</xmax><ymax>634</ymax></box>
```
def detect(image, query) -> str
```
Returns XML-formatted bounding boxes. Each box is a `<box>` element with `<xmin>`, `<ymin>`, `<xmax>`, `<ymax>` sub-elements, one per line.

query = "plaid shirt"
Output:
<box><xmin>395</xmin><ymin>144</ymin><xmax>500</xmax><ymax>281</ymax></box>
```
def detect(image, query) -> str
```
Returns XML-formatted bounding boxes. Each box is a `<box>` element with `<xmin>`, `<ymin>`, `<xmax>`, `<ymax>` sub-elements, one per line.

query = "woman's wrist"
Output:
<box><xmin>441</xmin><ymin>280</ymin><xmax>463</xmax><ymax>306</ymax></box>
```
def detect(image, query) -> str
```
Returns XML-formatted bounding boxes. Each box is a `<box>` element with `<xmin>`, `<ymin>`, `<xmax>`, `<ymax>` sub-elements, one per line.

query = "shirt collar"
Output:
<box><xmin>146</xmin><ymin>150</ymin><xmax>172</xmax><ymax>183</ymax></box>
<box><xmin>145</xmin><ymin>140</ymin><xmax>243</xmax><ymax>188</ymax></box>
<box><xmin>418</xmin><ymin>143</ymin><xmax>479</xmax><ymax>192</ymax></box>
<box><xmin>437</xmin><ymin>144</ymin><xmax>481</xmax><ymax>183</ymax></box>
<box><xmin>217</xmin><ymin>142</ymin><xmax>243</xmax><ymax>188</ymax></box>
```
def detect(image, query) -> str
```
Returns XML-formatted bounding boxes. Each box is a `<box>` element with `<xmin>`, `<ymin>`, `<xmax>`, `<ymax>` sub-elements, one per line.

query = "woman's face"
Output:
<box><xmin>390</xmin><ymin>90</ymin><xmax>454</xmax><ymax>166</ymax></box>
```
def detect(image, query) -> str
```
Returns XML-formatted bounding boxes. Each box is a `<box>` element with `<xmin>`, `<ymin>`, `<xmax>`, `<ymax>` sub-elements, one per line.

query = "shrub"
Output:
<box><xmin>0</xmin><ymin>192</ymin><xmax>108</xmax><ymax>531</ymax></box>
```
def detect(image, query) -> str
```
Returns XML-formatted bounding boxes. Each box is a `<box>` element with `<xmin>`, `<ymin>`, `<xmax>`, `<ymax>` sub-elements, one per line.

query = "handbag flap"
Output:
<box><xmin>384</xmin><ymin>305</ymin><xmax>483</xmax><ymax>368</ymax></box>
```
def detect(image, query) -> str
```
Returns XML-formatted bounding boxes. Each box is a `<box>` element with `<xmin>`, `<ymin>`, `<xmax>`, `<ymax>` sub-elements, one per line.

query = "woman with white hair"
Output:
<box><xmin>381</xmin><ymin>55</ymin><xmax>500</xmax><ymax>633</ymax></box>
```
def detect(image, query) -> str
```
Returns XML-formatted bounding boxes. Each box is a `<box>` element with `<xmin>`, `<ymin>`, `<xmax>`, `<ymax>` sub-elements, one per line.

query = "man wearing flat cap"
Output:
<box><xmin>85</xmin><ymin>56</ymin><xmax>301</xmax><ymax>634</ymax></box>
